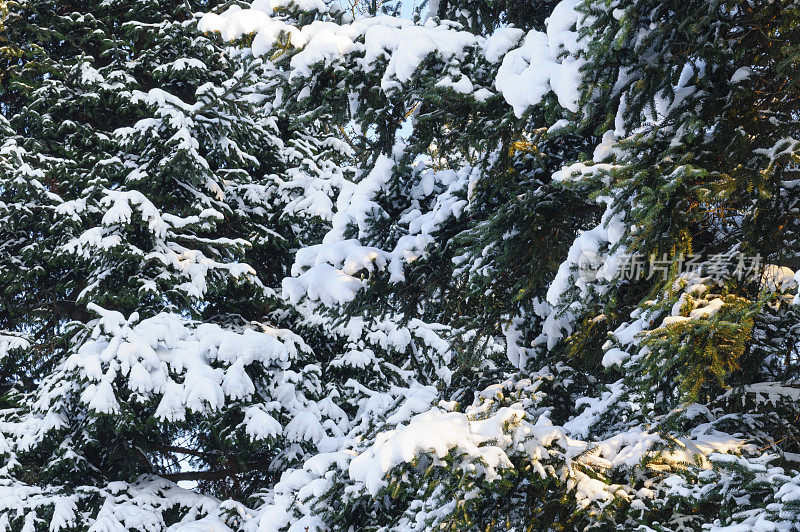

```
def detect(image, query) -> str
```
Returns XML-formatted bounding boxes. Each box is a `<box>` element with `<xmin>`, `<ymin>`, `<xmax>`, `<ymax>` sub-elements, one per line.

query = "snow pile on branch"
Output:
<box><xmin>198</xmin><ymin>0</ymin><xmax>586</xmax><ymax>116</ymax></box>
<box><xmin>246</xmin><ymin>376</ymin><xmax>751</xmax><ymax>529</ymax></box>
<box><xmin>60</xmin><ymin>304</ymin><xmax>307</xmax><ymax>420</ymax></box>
<box><xmin>495</xmin><ymin>0</ymin><xmax>586</xmax><ymax>115</ymax></box>
<box><xmin>0</xmin><ymin>477</ymin><xmax>227</xmax><ymax>532</ymax></box>
<box><xmin>348</xmin><ymin>408</ymin><xmax>520</xmax><ymax>495</ymax></box>
<box><xmin>345</xmin><ymin>393</ymin><xmax>746</xmax><ymax>512</ymax></box>
<box><xmin>3</xmin><ymin>302</ymin><xmax>335</xmax><ymax>461</ymax></box>
<box><xmin>0</xmin><ymin>333</ymin><xmax>29</xmax><ymax>359</ymax></box>
<box><xmin>283</xmin><ymin>157</ymin><xmax>471</xmax><ymax>306</ymax></box>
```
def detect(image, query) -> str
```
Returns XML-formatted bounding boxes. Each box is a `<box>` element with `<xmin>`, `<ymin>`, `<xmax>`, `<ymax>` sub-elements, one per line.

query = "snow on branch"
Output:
<box><xmin>198</xmin><ymin>0</ymin><xmax>586</xmax><ymax>117</ymax></box>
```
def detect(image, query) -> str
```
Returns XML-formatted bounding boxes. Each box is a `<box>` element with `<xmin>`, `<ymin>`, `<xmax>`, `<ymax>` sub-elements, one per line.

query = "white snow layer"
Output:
<box><xmin>198</xmin><ymin>0</ymin><xmax>585</xmax><ymax>116</ymax></box>
<box><xmin>49</xmin><ymin>305</ymin><xmax>319</xmax><ymax>437</ymax></box>
<box><xmin>283</xmin><ymin>155</ymin><xmax>471</xmax><ymax>308</ymax></box>
<box><xmin>267</xmin><ymin>378</ymin><xmax>747</xmax><ymax>527</ymax></box>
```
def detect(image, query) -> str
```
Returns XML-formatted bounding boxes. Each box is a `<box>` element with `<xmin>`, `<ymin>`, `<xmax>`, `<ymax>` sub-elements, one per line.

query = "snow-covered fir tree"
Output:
<box><xmin>1</xmin><ymin>0</ymin><xmax>799</xmax><ymax>530</ymax></box>
<box><xmin>0</xmin><ymin>0</ymin><xmax>347</xmax><ymax>527</ymax></box>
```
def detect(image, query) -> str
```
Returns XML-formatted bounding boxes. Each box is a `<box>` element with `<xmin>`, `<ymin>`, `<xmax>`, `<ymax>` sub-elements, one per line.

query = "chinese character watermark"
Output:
<box><xmin>577</xmin><ymin>251</ymin><xmax>763</xmax><ymax>283</ymax></box>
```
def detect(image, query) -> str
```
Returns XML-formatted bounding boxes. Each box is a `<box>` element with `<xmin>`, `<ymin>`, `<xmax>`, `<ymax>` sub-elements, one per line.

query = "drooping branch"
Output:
<box><xmin>162</xmin><ymin>469</ymin><xmax>240</xmax><ymax>482</ymax></box>
<box><xmin>155</xmin><ymin>445</ymin><xmax>212</xmax><ymax>459</ymax></box>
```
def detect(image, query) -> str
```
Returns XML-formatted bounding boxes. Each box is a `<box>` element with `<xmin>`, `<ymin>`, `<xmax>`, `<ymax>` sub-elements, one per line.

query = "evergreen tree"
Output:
<box><xmin>0</xmin><ymin>0</ymin><xmax>342</xmax><ymax>526</ymax></box>
<box><xmin>541</xmin><ymin>0</ymin><xmax>800</xmax><ymax>527</ymax></box>
<box><xmin>198</xmin><ymin>0</ymin><xmax>625</xmax><ymax>528</ymax></box>
<box><xmin>197</xmin><ymin>0</ymin><xmax>800</xmax><ymax>528</ymax></box>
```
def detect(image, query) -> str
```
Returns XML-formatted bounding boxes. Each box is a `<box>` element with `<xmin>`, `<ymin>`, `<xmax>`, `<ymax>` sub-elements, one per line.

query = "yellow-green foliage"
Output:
<box><xmin>644</xmin><ymin>293</ymin><xmax>758</xmax><ymax>401</ymax></box>
<box><xmin>0</xmin><ymin>0</ymin><xmax>21</xmax><ymax>84</ymax></box>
